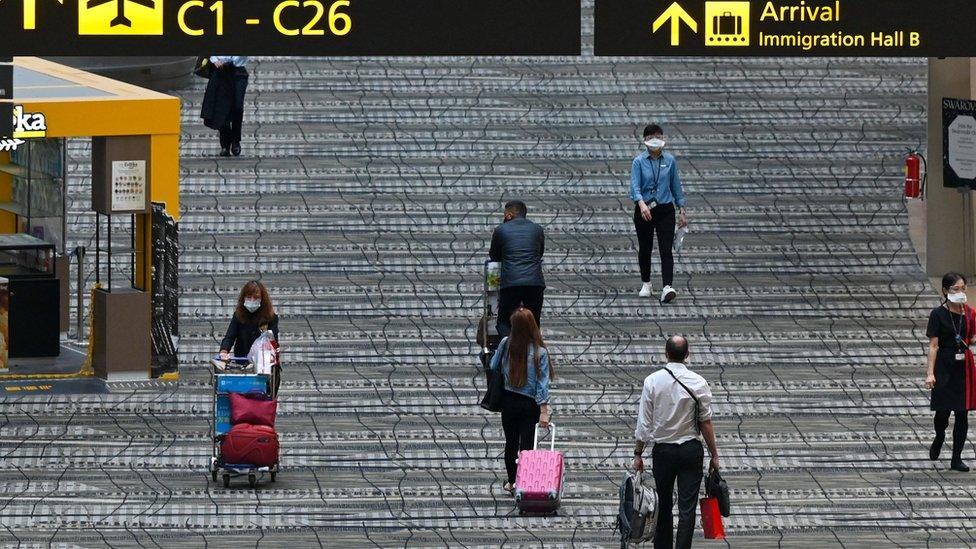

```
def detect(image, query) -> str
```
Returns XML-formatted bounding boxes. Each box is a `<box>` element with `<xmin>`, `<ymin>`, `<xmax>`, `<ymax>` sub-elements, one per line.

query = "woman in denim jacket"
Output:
<box><xmin>490</xmin><ymin>307</ymin><xmax>554</xmax><ymax>494</ymax></box>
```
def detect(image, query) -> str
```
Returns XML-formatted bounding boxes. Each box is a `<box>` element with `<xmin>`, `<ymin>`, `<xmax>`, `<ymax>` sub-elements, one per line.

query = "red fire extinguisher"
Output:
<box><xmin>904</xmin><ymin>150</ymin><xmax>927</xmax><ymax>200</ymax></box>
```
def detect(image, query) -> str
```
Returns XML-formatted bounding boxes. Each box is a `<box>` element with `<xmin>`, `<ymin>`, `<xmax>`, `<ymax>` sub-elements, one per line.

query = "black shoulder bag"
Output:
<box><xmin>663</xmin><ymin>367</ymin><xmax>701</xmax><ymax>434</ymax></box>
<box><xmin>480</xmin><ymin>339</ymin><xmax>508</xmax><ymax>413</ymax></box>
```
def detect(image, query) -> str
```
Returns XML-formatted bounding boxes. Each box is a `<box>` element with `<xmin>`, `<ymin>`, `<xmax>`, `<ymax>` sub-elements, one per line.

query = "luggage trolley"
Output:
<box><xmin>478</xmin><ymin>260</ymin><xmax>502</xmax><ymax>369</ymax></box>
<box><xmin>210</xmin><ymin>357</ymin><xmax>280</xmax><ymax>488</ymax></box>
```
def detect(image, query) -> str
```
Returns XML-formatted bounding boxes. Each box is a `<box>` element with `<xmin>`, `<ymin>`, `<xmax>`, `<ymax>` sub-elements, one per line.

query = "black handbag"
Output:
<box><xmin>705</xmin><ymin>469</ymin><xmax>730</xmax><ymax>517</ymax></box>
<box><xmin>194</xmin><ymin>56</ymin><xmax>213</xmax><ymax>79</ymax></box>
<box><xmin>480</xmin><ymin>339</ymin><xmax>507</xmax><ymax>413</ymax></box>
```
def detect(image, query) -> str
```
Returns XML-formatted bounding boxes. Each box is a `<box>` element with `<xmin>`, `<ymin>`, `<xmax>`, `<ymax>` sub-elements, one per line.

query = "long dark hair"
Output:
<box><xmin>507</xmin><ymin>308</ymin><xmax>554</xmax><ymax>387</ymax></box>
<box><xmin>941</xmin><ymin>272</ymin><xmax>967</xmax><ymax>302</ymax></box>
<box><xmin>234</xmin><ymin>280</ymin><xmax>275</xmax><ymax>326</ymax></box>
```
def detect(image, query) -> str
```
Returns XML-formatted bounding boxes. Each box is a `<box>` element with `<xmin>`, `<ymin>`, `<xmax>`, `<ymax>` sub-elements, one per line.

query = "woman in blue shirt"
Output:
<box><xmin>489</xmin><ymin>307</ymin><xmax>554</xmax><ymax>494</ymax></box>
<box><xmin>630</xmin><ymin>124</ymin><xmax>688</xmax><ymax>303</ymax></box>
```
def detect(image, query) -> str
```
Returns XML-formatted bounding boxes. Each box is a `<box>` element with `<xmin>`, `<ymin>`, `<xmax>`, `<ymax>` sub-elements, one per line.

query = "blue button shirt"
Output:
<box><xmin>630</xmin><ymin>150</ymin><xmax>686</xmax><ymax>208</ymax></box>
<box><xmin>489</xmin><ymin>338</ymin><xmax>551</xmax><ymax>405</ymax></box>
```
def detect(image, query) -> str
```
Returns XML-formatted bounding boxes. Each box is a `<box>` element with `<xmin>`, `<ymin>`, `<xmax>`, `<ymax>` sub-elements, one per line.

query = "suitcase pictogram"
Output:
<box><xmin>713</xmin><ymin>12</ymin><xmax>741</xmax><ymax>36</ymax></box>
<box><xmin>704</xmin><ymin>1</ymin><xmax>750</xmax><ymax>46</ymax></box>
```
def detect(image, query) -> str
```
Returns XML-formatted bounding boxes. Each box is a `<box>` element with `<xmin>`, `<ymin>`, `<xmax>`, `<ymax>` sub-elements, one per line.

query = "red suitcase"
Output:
<box><xmin>514</xmin><ymin>424</ymin><xmax>564</xmax><ymax>514</ymax></box>
<box><xmin>221</xmin><ymin>423</ymin><xmax>279</xmax><ymax>467</ymax></box>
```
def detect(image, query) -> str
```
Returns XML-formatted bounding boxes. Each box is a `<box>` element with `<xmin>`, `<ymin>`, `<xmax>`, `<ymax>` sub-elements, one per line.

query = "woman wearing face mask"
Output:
<box><xmin>630</xmin><ymin>124</ymin><xmax>688</xmax><ymax>303</ymax></box>
<box><xmin>489</xmin><ymin>307</ymin><xmax>553</xmax><ymax>494</ymax></box>
<box><xmin>925</xmin><ymin>273</ymin><xmax>976</xmax><ymax>472</ymax></box>
<box><xmin>219</xmin><ymin>281</ymin><xmax>280</xmax><ymax>383</ymax></box>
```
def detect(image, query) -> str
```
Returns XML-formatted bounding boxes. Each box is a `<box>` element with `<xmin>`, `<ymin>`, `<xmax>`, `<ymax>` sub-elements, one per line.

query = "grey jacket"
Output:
<box><xmin>489</xmin><ymin>217</ymin><xmax>545</xmax><ymax>289</ymax></box>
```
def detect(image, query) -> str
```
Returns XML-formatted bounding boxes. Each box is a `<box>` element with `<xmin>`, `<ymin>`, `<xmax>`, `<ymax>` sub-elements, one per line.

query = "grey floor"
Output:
<box><xmin>2</xmin><ymin>42</ymin><xmax>968</xmax><ymax>549</ymax></box>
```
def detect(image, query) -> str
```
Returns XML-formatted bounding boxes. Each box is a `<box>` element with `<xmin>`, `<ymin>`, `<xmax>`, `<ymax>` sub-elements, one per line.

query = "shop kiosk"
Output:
<box><xmin>0</xmin><ymin>57</ymin><xmax>180</xmax><ymax>381</ymax></box>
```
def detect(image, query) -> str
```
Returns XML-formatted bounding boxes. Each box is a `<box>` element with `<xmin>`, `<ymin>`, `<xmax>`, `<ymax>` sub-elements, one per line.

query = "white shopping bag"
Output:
<box><xmin>247</xmin><ymin>330</ymin><xmax>277</xmax><ymax>375</ymax></box>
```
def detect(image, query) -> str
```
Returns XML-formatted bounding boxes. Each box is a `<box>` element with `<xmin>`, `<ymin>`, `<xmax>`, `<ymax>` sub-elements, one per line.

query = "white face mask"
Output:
<box><xmin>948</xmin><ymin>292</ymin><xmax>968</xmax><ymax>304</ymax></box>
<box><xmin>644</xmin><ymin>138</ymin><xmax>666</xmax><ymax>150</ymax></box>
<box><xmin>244</xmin><ymin>299</ymin><xmax>261</xmax><ymax>312</ymax></box>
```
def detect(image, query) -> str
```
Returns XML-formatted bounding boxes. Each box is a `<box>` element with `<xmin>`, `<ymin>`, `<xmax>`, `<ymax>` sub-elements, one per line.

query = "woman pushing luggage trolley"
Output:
<box><xmin>210</xmin><ymin>353</ymin><xmax>281</xmax><ymax>489</ymax></box>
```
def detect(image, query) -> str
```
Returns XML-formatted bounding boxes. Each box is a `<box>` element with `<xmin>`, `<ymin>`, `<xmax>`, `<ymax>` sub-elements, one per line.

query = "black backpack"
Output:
<box><xmin>616</xmin><ymin>471</ymin><xmax>658</xmax><ymax>547</ymax></box>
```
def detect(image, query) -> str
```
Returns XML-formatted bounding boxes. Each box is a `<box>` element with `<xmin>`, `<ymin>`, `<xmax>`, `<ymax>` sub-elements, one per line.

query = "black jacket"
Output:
<box><xmin>221</xmin><ymin>313</ymin><xmax>279</xmax><ymax>359</ymax></box>
<box><xmin>201</xmin><ymin>64</ymin><xmax>248</xmax><ymax>130</ymax></box>
<box><xmin>489</xmin><ymin>217</ymin><xmax>545</xmax><ymax>289</ymax></box>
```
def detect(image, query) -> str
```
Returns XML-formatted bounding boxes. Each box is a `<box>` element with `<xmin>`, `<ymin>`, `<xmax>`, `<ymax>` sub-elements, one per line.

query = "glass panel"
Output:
<box><xmin>7</xmin><ymin>139</ymin><xmax>66</xmax><ymax>252</ymax></box>
<box><xmin>0</xmin><ymin>239</ymin><xmax>54</xmax><ymax>277</ymax></box>
<box><xmin>27</xmin><ymin>138</ymin><xmax>64</xmax><ymax>179</ymax></box>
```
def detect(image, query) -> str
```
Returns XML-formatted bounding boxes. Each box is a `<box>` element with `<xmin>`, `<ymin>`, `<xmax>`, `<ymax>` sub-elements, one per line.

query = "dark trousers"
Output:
<box><xmin>634</xmin><ymin>202</ymin><xmax>676</xmax><ymax>286</ymax></box>
<box><xmin>935</xmin><ymin>410</ymin><xmax>969</xmax><ymax>460</ymax></box>
<box><xmin>219</xmin><ymin>68</ymin><xmax>248</xmax><ymax>148</ymax></box>
<box><xmin>497</xmin><ymin>286</ymin><xmax>545</xmax><ymax>339</ymax></box>
<box><xmin>501</xmin><ymin>391</ymin><xmax>540</xmax><ymax>484</ymax></box>
<box><xmin>273</xmin><ymin>364</ymin><xmax>282</xmax><ymax>397</ymax></box>
<box><xmin>652</xmin><ymin>439</ymin><xmax>704</xmax><ymax>549</ymax></box>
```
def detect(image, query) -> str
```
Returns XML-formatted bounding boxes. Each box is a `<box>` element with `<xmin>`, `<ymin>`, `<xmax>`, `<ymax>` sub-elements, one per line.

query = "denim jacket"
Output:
<box><xmin>489</xmin><ymin>337</ymin><xmax>551</xmax><ymax>405</ymax></box>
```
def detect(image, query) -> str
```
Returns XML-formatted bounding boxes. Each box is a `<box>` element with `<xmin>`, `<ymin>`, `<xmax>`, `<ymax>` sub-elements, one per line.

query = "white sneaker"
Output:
<box><xmin>638</xmin><ymin>282</ymin><xmax>653</xmax><ymax>297</ymax></box>
<box><xmin>661</xmin><ymin>285</ymin><xmax>677</xmax><ymax>303</ymax></box>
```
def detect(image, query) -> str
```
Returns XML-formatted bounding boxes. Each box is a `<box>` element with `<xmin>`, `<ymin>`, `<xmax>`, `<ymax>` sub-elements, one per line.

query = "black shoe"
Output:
<box><xmin>950</xmin><ymin>459</ymin><xmax>970</xmax><ymax>472</ymax></box>
<box><xmin>219</xmin><ymin>147</ymin><xmax>230</xmax><ymax>157</ymax></box>
<box><xmin>231</xmin><ymin>142</ymin><xmax>241</xmax><ymax>156</ymax></box>
<box><xmin>930</xmin><ymin>436</ymin><xmax>944</xmax><ymax>460</ymax></box>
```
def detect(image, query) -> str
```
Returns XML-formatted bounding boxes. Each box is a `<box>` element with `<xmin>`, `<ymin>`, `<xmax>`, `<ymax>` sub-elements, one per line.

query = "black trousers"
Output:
<box><xmin>219</xmin><ymin>68</ymin><xmax>249</xmax><ymax>148</ymax></box>
<box><xmin>633</xmin><ymin>202</ymin><xmax>676</xmax><ymax>286</ymax></box>
<box><xmin>652</xmin><ymin>439</ymin><xmax>704</xmax><ymax>549</ymax></box>
<box><xmin>497</xmin><ymin>286</ymin><xmax>545</xmax><ymax>339</ymax></box>
<box><xmin>935</xmin><ymin>410</ymin><xmax>969</xmax><ymax>460</ymax></box>
<box><xmin>500</xmin><ymin>391</ymin><xmax>540</xmax><ymax>484</ymax></box>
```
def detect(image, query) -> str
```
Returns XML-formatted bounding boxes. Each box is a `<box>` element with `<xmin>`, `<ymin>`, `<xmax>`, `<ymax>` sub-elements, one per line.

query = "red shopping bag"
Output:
<box><xmin>700</xmin><ymin>496</ymin><xmax>725</xmax><ymax>539</ymax></box>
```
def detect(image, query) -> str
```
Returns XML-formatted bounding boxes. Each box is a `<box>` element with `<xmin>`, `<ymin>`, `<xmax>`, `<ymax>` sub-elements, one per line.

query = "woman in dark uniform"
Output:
<box><xmin>925</xmin><ymin>272</ymin><xmax>976</xmax><ymax>472</ymax></box>
<box><xmin>219</xmin><ymin>280</ymin><xmax>280</xmax><ymax>391</ymax></box>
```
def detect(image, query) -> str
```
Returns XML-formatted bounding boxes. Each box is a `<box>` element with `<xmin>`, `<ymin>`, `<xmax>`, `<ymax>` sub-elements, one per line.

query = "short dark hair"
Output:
<box><xmin>665</xmin><ymin>335</ymin><xmax>689</xmax><ymax>362</ymax></box>
<box><xmin>643</xmin><ymin>124</ymin><xmax>663</xmax><ymax>138</ymax></box>
<box><xmin>504</xmin><ymin>200</ymin><xmax>527</xmax><ymax>218</ymax></box>
<box><xmin>942</xmin><ymin>272</ymin><xmax>967</xmax><ymax>293</ymax></box>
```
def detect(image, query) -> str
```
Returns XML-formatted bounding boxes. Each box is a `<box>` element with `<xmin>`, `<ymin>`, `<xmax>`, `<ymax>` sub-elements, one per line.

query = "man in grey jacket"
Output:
<box><xmin>489</xmin><ymin>200</ymin><xmax>546</xmax><ymax>338</ymax></box>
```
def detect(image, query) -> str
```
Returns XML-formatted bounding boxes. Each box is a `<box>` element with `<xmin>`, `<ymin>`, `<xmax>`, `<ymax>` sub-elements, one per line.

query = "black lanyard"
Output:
<box><xmin>649</xmin><ymin>156</ymin><xmax>663</xmax><ymax>195</ymax></box>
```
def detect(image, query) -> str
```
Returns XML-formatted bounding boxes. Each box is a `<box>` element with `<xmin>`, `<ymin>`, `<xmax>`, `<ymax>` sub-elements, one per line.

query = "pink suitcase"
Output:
<box><xmin>514</xmin><ymin>424</ymin><xmax>564</xmax><ymax>514</ymax></box>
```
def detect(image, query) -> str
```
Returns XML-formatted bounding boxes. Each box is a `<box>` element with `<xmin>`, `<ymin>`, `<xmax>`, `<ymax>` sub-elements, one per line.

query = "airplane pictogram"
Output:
<box><xmin>85</xmin><ymin>0</ymin><xmax>155</xmax><ymax>27</ymax></box>
<box><xmin>77</xmin><ymin>0</ymin><xmax>163</xmax><ymax>35</ymax></box>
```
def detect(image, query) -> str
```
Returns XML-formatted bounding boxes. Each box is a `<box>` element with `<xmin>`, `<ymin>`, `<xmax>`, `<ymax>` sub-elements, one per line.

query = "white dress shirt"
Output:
<box><xmin>635</xmin><ymin>362</ymin><xmax>713</xmax><ymax>446</ymax></box>
<box><xmin>209</xmin><ymin>56</ymin><xmax>248</xmax><ymax>68</ymax></box>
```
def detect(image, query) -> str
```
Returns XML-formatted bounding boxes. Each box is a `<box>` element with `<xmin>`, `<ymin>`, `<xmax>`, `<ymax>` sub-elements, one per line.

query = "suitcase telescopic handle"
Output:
<box><xmin>534</xmin><ymin>423</ymin><xmax>555</xmax><ymax>451</ymax></box>
<box><xmin>214</xmin><ymin>355</ymin><xmax>251</xmax><ymax>362</ymax></box>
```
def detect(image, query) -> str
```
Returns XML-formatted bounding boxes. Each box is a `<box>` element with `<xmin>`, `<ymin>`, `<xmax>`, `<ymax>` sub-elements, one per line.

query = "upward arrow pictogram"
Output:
<box><xmin>652</xmin><ymin>2</ymin><xmax>698</xmax><ymax>46</ymax></box>
<box><xmin>11</xmin><ymin>0</ymin><xmax>65</xmax><ymax>30</ymax></box>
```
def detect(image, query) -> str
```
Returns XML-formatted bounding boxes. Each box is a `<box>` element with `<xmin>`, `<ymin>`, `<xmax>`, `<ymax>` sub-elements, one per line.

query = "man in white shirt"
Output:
<box><xmin>632</xmin><ymin>336</ymin><xmax>720</xmax><ymax>549</ymax></box>
<box><xmin>203</xmin><ymin>56</ymin><xmax>249</xmax><ymax>157</ymax></box>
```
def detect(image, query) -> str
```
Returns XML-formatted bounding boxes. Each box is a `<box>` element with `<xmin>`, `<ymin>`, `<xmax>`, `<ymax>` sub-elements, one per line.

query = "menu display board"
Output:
<box><xmin>92</xmin><ymin>136</ymin><xmax>151</xmax><ymax>215</ymax></box>
<box><xmin>111</xmin><ymin>160</ymin><xmax>147</xmax><ymax>212</ymax></box>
